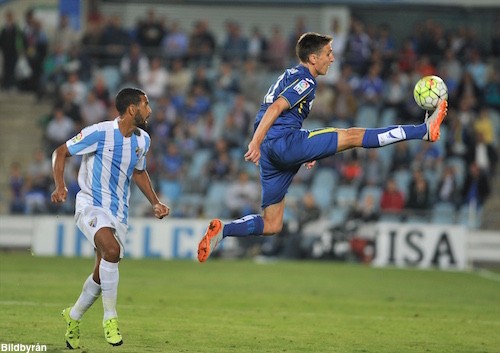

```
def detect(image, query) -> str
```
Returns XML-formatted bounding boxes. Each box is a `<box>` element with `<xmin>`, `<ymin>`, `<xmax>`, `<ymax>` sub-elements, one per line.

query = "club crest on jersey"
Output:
<box><xmin>135</xmin><ymin>147</ymin><xmax>143</xmax><ymax>158</ymax></box>
<box><xmin>89</xmin><ymin>217</ymin><xmax>97</xmax><ymax>228</ymax></box>
<box><xmin>71</xmin><ymin>132</ymin><xmax>83</xmax><ymax>143</ymax></box>
<box><xmin>293</xmin><ymin>79</ymin><xmax>310</xmax><ymax>94</ymax></box>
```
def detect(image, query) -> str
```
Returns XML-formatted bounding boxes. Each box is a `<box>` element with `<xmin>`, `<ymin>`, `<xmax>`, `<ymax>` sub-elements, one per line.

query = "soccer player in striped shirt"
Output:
<box><xmin>51</xmin><ymin>87</ymin><xmax>169</xmax><ymax>349</ymax></box>
<box><xmin>197</xmin><ymin>32</ymin><xmax>447</xmax><ymax>262</ymax></box>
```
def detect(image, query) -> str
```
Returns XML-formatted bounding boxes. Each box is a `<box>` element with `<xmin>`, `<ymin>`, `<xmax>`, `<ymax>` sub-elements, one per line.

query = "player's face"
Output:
<box><xmin>314</xmin><ymin>43</ymin><xmax>335</xmax><ymax>76</ymax></box>
<box><xmin>134</xmin><ymin>94</ymin><xmax>152</xmax><ymax>127</ymax></box>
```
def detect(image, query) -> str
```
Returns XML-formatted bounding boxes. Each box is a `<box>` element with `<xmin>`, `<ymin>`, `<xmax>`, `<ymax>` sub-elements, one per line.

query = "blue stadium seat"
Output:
<box><xmin>335</xmin><ymin>185</ymin><xmax>358</xmax><ymax>208</ymax></box>
<box><xmin>188</xmin><ymin>149</ymin><xmax>211</xmax><ymax>179</ymax></box>
<box><xmin>431</xmin><ymin>202</ymin><xmax>456</xmax><ymax>224</ymax></box>
<box><xmin>100</xmin><ymin>66</ymin><xmax>122</xmax><ymax>94</ymax></box>
<box><xmin>159</xmin><ymin>180</ymin><xmax>182</xmax><ymax>203</ymax></box>
<box><xmin>380</xmin><ymin>107</ymin><xmax>397</xmax><ymax>127</ymax></box>
<box><xmin>203</xmin><ymin>181</ymin><xmax>229</xmax><ymax>218</ymax></box>
<box><xmin>392</xmin><ymin>169</ymin><xmax>412</xmax><ymax>199</ymax></box>
<box><xmin>446</xmin><ymin>157</ymin><xmax>466</xmax><ymax>189</ymax></box>
<box><xmin>355</xmin><ymin>105</ymin><xmax>379</xmax><ymax>128</ymax></box>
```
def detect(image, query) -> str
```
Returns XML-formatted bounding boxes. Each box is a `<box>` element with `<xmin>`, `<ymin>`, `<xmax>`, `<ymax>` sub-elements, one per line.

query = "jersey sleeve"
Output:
<box><xmin>134</xmin><ymin>130</ymin><xmax>151</xmax><ymax>171</ymax></box>
<box><xmin>66</xmin><ymin>124</ymin><xmax>102</xmax><ymax>156</ymax></box>
<box><xmin>279</xmin><ymin>77</ymin><xmax>315</xmax><ymax>108</ymax></box>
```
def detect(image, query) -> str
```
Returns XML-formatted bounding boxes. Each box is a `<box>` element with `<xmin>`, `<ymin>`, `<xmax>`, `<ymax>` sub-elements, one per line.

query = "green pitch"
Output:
<box><xmin>1</xmin><ymin>252</ymin><xmax>499</xmax><ymax>353</ymax></box>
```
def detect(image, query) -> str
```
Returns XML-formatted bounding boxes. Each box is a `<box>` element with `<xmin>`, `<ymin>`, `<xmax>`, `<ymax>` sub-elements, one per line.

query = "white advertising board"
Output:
<box><xmin>373</xmin><ymin>223</ymin><xmax>467</xmax><ymax>270</ymax></box>
<box><xmin>31</xmin><ymin>216</ymin><xmax>236</xmax><ymax>260</ymax></box>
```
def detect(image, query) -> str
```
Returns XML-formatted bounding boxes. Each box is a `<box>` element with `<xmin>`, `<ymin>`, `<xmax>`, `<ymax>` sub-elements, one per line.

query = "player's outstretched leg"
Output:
<box><xmin>62</xmin><ymin>307</ymin><xmax>80</xmax><ymax>349</ymax></box>
<box><xmin>198</xmin><ymin>219</ymin><xmax>224</xmax><ymax>262</ymax></box>
<box><xmin>103</xmin><ymin>317</ymin><xmax>123</xmax><ymax>346</ymax></box>
<box><xmin>423</xmin><ymin>100</ymin><xmax>448</xmax><ymax>141</ymax></box>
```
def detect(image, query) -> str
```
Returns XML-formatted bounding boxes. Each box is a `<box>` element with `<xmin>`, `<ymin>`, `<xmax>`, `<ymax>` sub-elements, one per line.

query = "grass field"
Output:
<box><xmin>0</xmin><ymin>252</ymin><xmax>499</xmax><ymax>353</ymax></box>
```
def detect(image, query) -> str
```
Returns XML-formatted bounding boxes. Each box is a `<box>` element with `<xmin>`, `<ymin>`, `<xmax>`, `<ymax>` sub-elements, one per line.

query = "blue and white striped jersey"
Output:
<box><xmin>66</xmin><ymin>118</ymin><xmax>151</xmax><ymax>225</ymax></box>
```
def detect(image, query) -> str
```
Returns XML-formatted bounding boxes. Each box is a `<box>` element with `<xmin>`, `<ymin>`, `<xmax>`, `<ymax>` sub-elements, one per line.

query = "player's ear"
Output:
<box><xmin>128</xmin><ymin>103</ymin><xmax>137</xmax><ymax>115</ymax></box>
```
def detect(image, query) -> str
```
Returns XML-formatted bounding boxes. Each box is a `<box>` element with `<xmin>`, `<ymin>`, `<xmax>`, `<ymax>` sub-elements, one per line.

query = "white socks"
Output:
<box><xmin>70</xmin><ymin>275</ymin><xmax>101</xmax><ymax>320</ymax></box>
<box><xmin>99</xmin><ymin>259</ymin><xmax>120</xmax><ymax>321</ymax></box>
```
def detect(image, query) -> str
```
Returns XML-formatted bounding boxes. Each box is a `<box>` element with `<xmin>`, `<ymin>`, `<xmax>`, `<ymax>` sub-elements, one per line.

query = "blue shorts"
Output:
<box><xmin>259</xmin><ymin>127</ymin><xmax>338</xmax><ymax>208</ymax></box>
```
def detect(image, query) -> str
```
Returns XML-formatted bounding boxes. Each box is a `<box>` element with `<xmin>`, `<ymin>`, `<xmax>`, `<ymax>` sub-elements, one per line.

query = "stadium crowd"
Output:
<box><xmin>2</xmin><ymin>7</ymin><xmax>499</xmax><ymax>236</ymax></box>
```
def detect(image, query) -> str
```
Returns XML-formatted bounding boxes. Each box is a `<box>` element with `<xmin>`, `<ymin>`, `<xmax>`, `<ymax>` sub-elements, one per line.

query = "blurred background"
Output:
<box><xmin>0</xmin><ymin>0</ymin><xmax>498</xmax><ymax>268</ymax></box>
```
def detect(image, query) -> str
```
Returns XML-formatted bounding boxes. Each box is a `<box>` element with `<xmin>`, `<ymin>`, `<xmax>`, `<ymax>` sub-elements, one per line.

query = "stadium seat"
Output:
<box><xmin>100</xmin><ymin>66</ymin><xmax>122</xmax><ymax>94</ymax></box>
<box><xmin>380</xmin><ymin>107</ymin><xmax>397</xmax><ymax>127</ymax></box>
<box><xmin>188</xmin><ymin>149</ymin><xmax>212</xmax><ymax>179</ymax></box>
<box><xmin>431</xmin><ymin>201</ymin><xmax>456</xmax><ymax>224</ymax></box>
<box><xmin>335</xmin><ymin>185</ymin><xmax>358</xmax><ymax>208</ymax></box>
<box><xmin>311</xmin><ymin>168</ymin><xmax>338</xmax><ymax>194</ymax></box>
<box><xmin>159</xmin><ymin>180</ymin><xmax>182</xmax><ymax>203</ymax></box>
<box><xmin>458</xmin><ymin>204</ymin><xmax>483</xmax><ymax>229</ymax></box>
<box><xmin>311</xmin><ymin>184</ymin><xmax>333</xmax><ymax>211</ymax></box>
<box><xmin>392</xmin><ymin>169</ymin><xmax>412</xmax><ymax>199</ymax></box>
<box><xmin>355</xmin><ymin>105</ymin><xmax>379</xmax><ymax>128</ymax></box>
<box><xmin>326</xmin><ymin>207</ymin><xmax>349</xmax><ymax>227</ymax></box>
<box><xmin>203</xmin><ymin>181</ymin><xmax>229</xmax><ymax>218</ymax></box>
<box><xmin>287</xmin><ymin>183</ymin><xmax>308</xmax><ymax>204</ymax></box>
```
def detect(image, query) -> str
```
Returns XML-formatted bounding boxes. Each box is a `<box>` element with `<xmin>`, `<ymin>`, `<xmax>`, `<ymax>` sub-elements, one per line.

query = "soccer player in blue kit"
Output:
<box><xmin>197</xmin><ymin>32</ymin><xmax>447</xmax><ymax>262</ymax></box>
<box><xmin>51</xmin><ymin>88</ymin><xmax>170</xmax><ymax>348</ymax></box>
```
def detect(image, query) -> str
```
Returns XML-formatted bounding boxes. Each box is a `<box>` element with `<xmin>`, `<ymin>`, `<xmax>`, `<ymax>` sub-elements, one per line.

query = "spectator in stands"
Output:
<box><xmin>350</xmin><ymin>193</ymin><xmax>380</xmax><ymax>223</ymax></box>
<box><xmin>9</xmin><ymin>162</ymin><xmax>26</xmax><ymax>214</ymax></box>
<box><xmin>221</xmin><ymin>21</ymin><xmax>248</xmax><ymax>65</ymax></box>
<box><xmin>187</xmin><ymin>19</ymin><xmax>216</xmax><ymax>67</ymax></box>
<box><xmin>380</xmin><ymin>178</ymin><xmax>405</xmax><ymax>214</ymax></box>
<box><xmin>383</xmin><ymin>68</ymin><xmax>409</xmax><ymax>117</ymax></box>
<box><xmin>344</xmin><ymin>17</ymin><xmax>371</xmax><ymax>75</ymax></box>
<box><xmin>136</xmin><ymin>9</ymin><xmax>165</xmax><ymax>50</ymax></box>
<box><xmin>207</xmin><ymin>139</ymin><xmax>235</xmax><ymax>181</ymax></box>
<box><xmin>461</xmin><ymin>161</ymin><xmax>491</xmax><ymax>209</ymax></box>
<box><xmin>25</xmin><ymin>149</ymin><xmax>52</xmax><ymax>214</ymax></box>
<box><xmin>45</xmin><ymin>106</ymin><xmax>76</xmax><ymax>152</ymax></box>
<box><xmin>20</xmin><ymin>10</ymin><xmax>48</xmax><ymax>95</ymax></box>
<box><xmin>214</xmin><ymin>62</ymin><xmax>240</xmax><ymax>102</ymax></box>
<box><xmin>52</xmin><ymin>14</ymin><xmax>80</xmax><ymax>53</ymax></box>
<box><xmin>466</xmin><ymin>131</ymin><xmax>498</xmax><ymax>177</ymax></box>
<box><xmin>225</xmin><ymin>171</ymin><xmax>260</xmax><ymax>218</ymax></box>
<box><xmin>168</xmin><ymin>58</ymin><xmax>192</xmax><ymax>96</ymax></box>
<box><xmin>161</xmin><ymin>21</ymin><xmax>189</xmax><ymax>64</ymax></box>
<box><xmin>340</xmin><ymin>150</ymin><xmax>363</xmax><ymax>186</ymax></box>
<box><xmin>247</xmin><ymin>26</ymin><xmax>268</xmax><ymax>64</ymax></box>
<box><xmin>484</xmin><ymin>69</ymin><xmax>500</xmax><ymax>109</ymax></box>
<box><xmin>159</xmin><ymin>142</ymin><xmax>184</xmax><ymax>181</ymax></box>
<box><xmin>138</xmin><ymin>56</ymin><xmax>168</xmax><ymax>101</ymax></box>
<box><xmin>406</xmin><ymin>169</ymin><xmax>431</xmax><ymax>211</ymax></box>
<box><xmin>267</xmin><ymin>26</ymin><xmax>289</xmax><ymax>72</ymax></box>
<box><xmin>119</xmin><ymin>42</ymin><xmax>149</xmax><ymax>87</ymax></box>
<box><xmin>309</xmin><ymin>81</ymin><xmax>335</xmax><ymax>123</ymax></box>
<box><xmin>180</xmin><ymin>84</ymin><xmax>211</xmax><ymax>124</ymax></box>
<box><xmin>297</xmin><ymin>192</ymin><xmax>322</xmax><ymax>231</ymax></box>
<box><xmin>412</xmin><ymin>141</ymin><xmax>443</xmax><ymax>172</ymax></box>
<box><xmin>99</xmin><ymin>15</ymin><xmax>131</xmax><ymax>66</ymax></box>
<box><xmin>436</xmin><ymin>165</ymin><xmax>461</xmax><ymax>206</ymax></box>
<box><xmin>0</xmin><ymin>9</ymin><xmax>23</xmax><ymax>92</ymax></box>
<box><xmin>362</xmin><ymin>149</ymin><xmax>385</xmax><ymax>187</ymax></box>
<box><xmin>455</xmin><ymin>71</ymin><xmax>483</xmax><ymax>110</ymax></box>
<box><xmin>60</xmin><ymin>71</ymin><xmax>88</xmax><ymax>107</ymax></box>
<box><xmin>89</xmin><ymin>73</ymin><xmax>111</xmax><ymax>107</ymax></box>
<box><xmin>80</xmin><ymin>90</ymin><xmax>107</xmax><ymax>126</ymax></box>
<box><xmin>390</xmin><ymin>141</ymin><xmax>412</xmax><ymax>172</ymax></box>
<box><xmin>358</xmin><ymin>62</ymin><xmax>384</xmax><ymax>107</ymax></box>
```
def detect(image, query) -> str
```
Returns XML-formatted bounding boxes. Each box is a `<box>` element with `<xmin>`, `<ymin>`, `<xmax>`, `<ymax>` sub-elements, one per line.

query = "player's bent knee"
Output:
<box><xmin>101</xmin><ymin>245</ymin><xmax>120</xmax><ymax>262</ymax></box>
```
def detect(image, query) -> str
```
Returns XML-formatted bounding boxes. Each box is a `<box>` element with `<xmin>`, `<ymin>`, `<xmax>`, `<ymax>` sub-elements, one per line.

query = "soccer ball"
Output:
<box><xmin>413</xmin><ymin>75</ymin><xmax>448</xmax><ymax>110</ymax></box>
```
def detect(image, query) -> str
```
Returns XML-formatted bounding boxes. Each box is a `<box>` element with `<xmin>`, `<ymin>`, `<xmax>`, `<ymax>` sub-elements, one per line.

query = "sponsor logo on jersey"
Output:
<box><xmin>293</xmin><ymin>80</ymin><xmax>310</xmax><ymax>94</ymax></box>
<box><xmin>71</xmin><ymin>132</ymin><xmax>83</xmax><ymax>143</ymax></box>
<box><xmin>135</xmin><ymin>147</ymin><xmax>143</xmax><ymax>158</ymax></box>
<box><xmin>305</xmin><ymin>78</ymin><xmax>315</xmax><ymax>85</ymax></box>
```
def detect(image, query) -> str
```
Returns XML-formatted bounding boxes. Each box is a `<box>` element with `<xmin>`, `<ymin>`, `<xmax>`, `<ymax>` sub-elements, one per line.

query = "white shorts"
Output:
<box><xmin>75</xmin><ymin>205</ymin><xmax>128</xmax><ymax>258</ymax></box>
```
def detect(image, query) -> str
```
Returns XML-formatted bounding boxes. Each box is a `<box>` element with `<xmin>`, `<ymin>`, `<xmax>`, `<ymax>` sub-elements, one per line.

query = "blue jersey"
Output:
<box><xmin>66</xmin><ymin>118</ymin><xmax>151</xmax><ymax>225</ymax></box>
<box><xmin>255</xmin><ymin>64</ymin><xmax>316</xmax><ymax>139</ymax></box>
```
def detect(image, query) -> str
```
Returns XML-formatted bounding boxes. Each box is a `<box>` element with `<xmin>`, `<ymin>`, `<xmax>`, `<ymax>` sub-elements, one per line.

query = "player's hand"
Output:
<box><xmin>244</xmin><ymin>140</ymin><xmax>261</xmax><ymax>166</ymax></box>
<box><xmin>304</xmin><ymin>161</ymin><xmax>316</xmax><ymax>169</ymax></box>
<box><xmin>153</xmin><ymin>202</ymin><xmax>170</xmax><ymax>219</ymax></box>
<box><xmin>51</xmin><ymin>186</ymin><xmax>68</xmax><ymax>203</ymax></box>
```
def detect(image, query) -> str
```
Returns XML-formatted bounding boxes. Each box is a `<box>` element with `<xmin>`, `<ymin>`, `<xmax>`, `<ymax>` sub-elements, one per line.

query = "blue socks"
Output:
<box><xmin>362</xmin><ymin>124</ymin><xmax>427</xmax><ymax>148</ymax></box>
<box><xmin>223</xmin><ymin>214</ymin><xmax>264</xmax><ymax>238</ymax></box>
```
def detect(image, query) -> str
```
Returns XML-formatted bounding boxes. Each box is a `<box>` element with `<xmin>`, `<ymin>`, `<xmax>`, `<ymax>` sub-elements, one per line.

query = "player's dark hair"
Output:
<box><xmin>296</xmin><ymin>32</ymin><xmax>333</xmax><ymax>63</ymax></box>
<box><xmin>115</xmin><ymin>87</ymin><xmax>146</xmax><ymax>115</ymax></box>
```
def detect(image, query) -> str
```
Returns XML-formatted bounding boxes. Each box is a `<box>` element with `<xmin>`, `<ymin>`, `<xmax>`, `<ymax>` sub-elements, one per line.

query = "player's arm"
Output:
<box><xmin>132</xmin><ymin>168</ymin><xmax>170</xmax><ymax>219</ymax></box>
<box><xmin>244</xmin><ymin>97</ymin><xmax>289</xmax><ymax>165</ymax></box>
<box><xmin>51</xmin><ymin>143</ymin><xmax>71</xmax><ymax>203</ymax></box>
